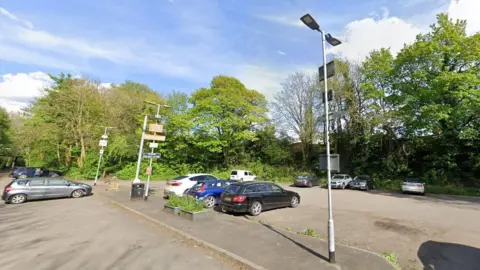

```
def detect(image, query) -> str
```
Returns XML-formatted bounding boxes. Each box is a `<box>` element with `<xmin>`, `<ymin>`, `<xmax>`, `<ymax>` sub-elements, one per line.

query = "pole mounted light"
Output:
<box><xmin>300</xmin><ymin>13</ymin><xmax>342</xmax><ymax>264</ymax></box>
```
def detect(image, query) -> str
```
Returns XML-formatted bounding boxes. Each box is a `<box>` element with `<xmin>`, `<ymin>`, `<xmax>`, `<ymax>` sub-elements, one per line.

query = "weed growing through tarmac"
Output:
<box><xmin>381</xmin><ymin>252</ymin><xmax>400</xmax><ymax>269</ymax></box>
<box><xmin>297</xmin><ymin>228</ymin><xmax>323</xmax><ymax>239</ymax></box>
<box><xmin>285</xmin><ymin>227</ymin><xmax>292</xmax><ymax>231</ymax></box>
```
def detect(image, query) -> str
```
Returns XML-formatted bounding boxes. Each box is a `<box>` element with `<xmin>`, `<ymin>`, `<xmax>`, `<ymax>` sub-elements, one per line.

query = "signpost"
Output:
<box><xmin>94</xmin><ymin>127</ymin><xmax>115</xmax><ymax>186</ymax></box>
<box><xmin>318</xmin><ymin>60</ymin><xmax>336</xmax><ymax>82</ymax></box>
<box><xmin>142</xmin><ymin>152</ymin><xmax>161</xmax><ymax>159</ymax></box>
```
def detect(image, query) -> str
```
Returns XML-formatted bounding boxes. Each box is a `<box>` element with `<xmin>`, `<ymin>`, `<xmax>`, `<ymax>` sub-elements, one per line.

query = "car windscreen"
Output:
<box><xmin>296</xmin><ymin>175</ymin><xmax>310</xmax><ymax>179</ymax></box>
<box><xmin>230</xmin><ymin>171</ymin><xmax>238</xmax><ymax>175</ymax></box>
<box><xmin>223</xmin><ymin>184</ymin><xmax>241</xmax><ymax>194</ymax></box>
<box><xmin>332</xmin><ymin>175</ymin><xmax>344</xmax><ymax>179</ymax></box>
<box><xmin>173</xmin><ymin>176</ymin><xmax>188</xmax><ymax>180</ymax></box>
<box><xmin>13</xmin><ymin>167</ymin><xmax>26</xmax><ymax>173</ymax></box>
<box><xmin>404</xmin><ymin>178</ymin><xmax>421</xmax><ymax>183</ymax></box>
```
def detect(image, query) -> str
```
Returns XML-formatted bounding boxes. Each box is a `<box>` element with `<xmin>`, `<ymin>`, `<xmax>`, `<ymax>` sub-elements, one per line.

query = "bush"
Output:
<box><xmin>164</xmin><ymin>195</ymin><xmax>205</xmax><ymax>212</ymax></box>
<box><xmin>115</xmin><ymin>161</ymin><xmax>177</xmax><ymax>180</ymax></box>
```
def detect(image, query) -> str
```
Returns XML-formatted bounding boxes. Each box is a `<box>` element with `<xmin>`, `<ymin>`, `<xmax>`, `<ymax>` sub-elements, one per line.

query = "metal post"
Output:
<box><xmin>144</xmin><ymin>104</ymin><xmax>160</xmax><ymax>200</ymax></box>
<box><xmin>134</xmin><ymin>114</ymin><xmax>148</xmax><ymax>183</ymax></box>
<box><xmin>94</xmin><ymin>127</ymin><xmax>107</xmax><ymax>186</ymax></box>
<box><xmin>322</xmin><ymin>31</ymin><xmax>336</xmax><ymax>264</ymax></box>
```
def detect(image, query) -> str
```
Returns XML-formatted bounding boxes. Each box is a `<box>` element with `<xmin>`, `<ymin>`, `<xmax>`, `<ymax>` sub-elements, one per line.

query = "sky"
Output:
<box><xmin>0</xmin><ymin>0</ymin><xmax>479</xmax><ymax>112</ymax></box>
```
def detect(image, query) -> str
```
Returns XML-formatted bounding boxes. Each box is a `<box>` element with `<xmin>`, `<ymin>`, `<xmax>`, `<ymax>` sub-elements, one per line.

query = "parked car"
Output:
<box><xmin>350</xmin><ymin>175</ymin><xmax>374</xmax><ymax>190</ymax></box>
<box><xmin>330</xmin><ymin>174</ymin><xmax>353</xmax><ymax>189</ymax></box>
<box><xmin>164</xmin><ymin>174</ymin><xmax>218</xmax><ymax>198</ymax></box>
<box><xmin>220</xmin><ymin>181</ymin><xmax>300</xmax><ymax>216</ymax></box>
<box><xmin>186</xmin><ymin>180</ymin><xmax>233</xmax><ymax>208</ymax></box>
<box><xmin>10</xmin><ymin>167</ymin><xmax>62</xmax><ymax>179</ymax></box>
<box><xmin>293</xmin><ymin>174</ymin><xmax>320</xmax><ymax>187</ymax></box>
<box><xmin>401</xmin><ymin>178</ymin><xmax>425</xmax><ymax>195</ymax></box>
<box><xmin>229</xmin><ymin>170</ymin><xmax>256</xmax><ymax>182</ymax></box>
<box><xmin>2</xmin><ymin>178</ymin><xmax>93</xmax><ymax>204</ymax></box>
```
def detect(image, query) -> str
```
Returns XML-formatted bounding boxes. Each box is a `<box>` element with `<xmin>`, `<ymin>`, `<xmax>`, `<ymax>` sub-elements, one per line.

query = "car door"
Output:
<box><xmin>45</xmin><ymin>179</ymin><xmax>71</xmax><ymax>198</ymax></box>
<box><xmin>27</xmin><ymin>179</ymin><xmax>48</xmax><ymax>199</ymax></box>
<box><xmin>26</xmin><ymin>167</ymin><xmax>36</xmax><ymax>177</ymax></box>
<box><xmin>263</xmin><ymin>183</ymin><xmax>289</xmax><ymax>208</ymax></box>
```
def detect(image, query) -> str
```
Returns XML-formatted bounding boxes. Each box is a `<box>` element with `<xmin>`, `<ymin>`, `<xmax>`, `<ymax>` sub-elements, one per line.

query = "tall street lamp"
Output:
<box><xmin>300</xmin><ymin>13</ymin><xmax>342</xmax><ymax>264</ymax></box>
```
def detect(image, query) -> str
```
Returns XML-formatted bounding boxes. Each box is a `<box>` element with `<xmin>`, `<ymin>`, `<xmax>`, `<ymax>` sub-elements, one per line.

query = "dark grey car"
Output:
<box><xmin>2</xmin><ymin>178</ymin><xmax>93</xmax><ymax>204</ymax></box>
<box><xmin>350</xmin><ymin>175</ymin><xmax>375</xmax><ymax>191</ymax></box>
<box><xmin>294</xmin><ymin>174</ymin><xmax>320</xmax><ymax>187</ymax></box>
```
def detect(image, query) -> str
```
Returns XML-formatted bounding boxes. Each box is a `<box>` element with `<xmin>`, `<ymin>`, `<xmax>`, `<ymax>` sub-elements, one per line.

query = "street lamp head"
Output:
<box><xmin>325</xmin><ymin>33</ymin><xmax>342</xmax><ymax>46</ymax></box>
<box><xmin>300</xmin><ymin>13</ymin><xmax>320</xmax><ymax>31</ymax></box>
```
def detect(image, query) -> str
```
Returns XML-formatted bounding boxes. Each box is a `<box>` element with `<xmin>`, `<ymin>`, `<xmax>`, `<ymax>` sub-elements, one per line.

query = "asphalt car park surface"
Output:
<box><xmin>148</xmin><ymin>180</ymin><xmax>480</xmax><ymax>269</ymax></box>
<box><xmin>0</xmin><ymin>188</ymin><xmax>234</xmax><ymax>270</ymax></box>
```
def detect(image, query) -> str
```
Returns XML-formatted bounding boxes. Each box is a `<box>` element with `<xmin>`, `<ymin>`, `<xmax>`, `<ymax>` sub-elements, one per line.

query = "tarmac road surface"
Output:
<box><xmin>0</xmin><ymin>195</ymin><xmax>234</xmax><ymax>270</ymax></box>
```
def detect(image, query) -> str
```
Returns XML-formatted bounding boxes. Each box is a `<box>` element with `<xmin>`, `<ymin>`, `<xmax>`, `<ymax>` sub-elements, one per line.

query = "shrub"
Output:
<box><xmin>164</xmin><ymin>195</ymin><xmax>205</xmax><ymax>212</ymax></box>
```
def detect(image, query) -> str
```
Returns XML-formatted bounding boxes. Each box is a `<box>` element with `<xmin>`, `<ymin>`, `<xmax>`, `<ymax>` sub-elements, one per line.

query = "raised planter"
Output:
<box><xmin>179</xmin><ymin>209</ymin><xmax>209</xmax><ymax>221</ymax></box>
<box><xmin>163</xmin><ymin>205</ymin><xmax>181</xmax><ymax>215</ymax></box>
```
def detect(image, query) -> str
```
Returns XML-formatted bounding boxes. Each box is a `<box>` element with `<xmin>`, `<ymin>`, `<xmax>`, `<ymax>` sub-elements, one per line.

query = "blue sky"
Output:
<box><xmin>0</xmin><ymin>0</ymin><xmax>477</xmax><ymax>112</ymax></box>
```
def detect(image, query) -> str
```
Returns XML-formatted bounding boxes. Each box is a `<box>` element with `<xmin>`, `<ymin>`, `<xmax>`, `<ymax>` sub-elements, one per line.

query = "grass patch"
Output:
<box><xmin>380</xmin><ymin>252</ymin><xmax>400</xmax><ymax>269</ymax></box>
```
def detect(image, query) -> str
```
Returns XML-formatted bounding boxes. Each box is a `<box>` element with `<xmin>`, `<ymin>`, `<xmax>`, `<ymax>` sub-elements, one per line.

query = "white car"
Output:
<box><xmin>164</xmin><ymin>174</ymin><xmax>218</xmax><ymax>197</ymax></box>
<box><xmin>330</xmin><ymin>174</ymin><xmax>353</xmax><ymax>189</ymax></box>
<box><xmin>230</xmin><ymin>170</ymin><xmax>256</xmax><ymax>182</ymax></box>
<box><xmin>401</xmin><ymin>178</ymin><xmax>425</xmax><ymax>195</ymax></box>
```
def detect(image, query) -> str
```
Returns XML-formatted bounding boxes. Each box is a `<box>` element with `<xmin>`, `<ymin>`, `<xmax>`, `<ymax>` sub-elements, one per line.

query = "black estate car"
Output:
<box><xmin>220</xmin><ymin>181</ymin><xmax>300</xmax><ymax>216</ymax></box>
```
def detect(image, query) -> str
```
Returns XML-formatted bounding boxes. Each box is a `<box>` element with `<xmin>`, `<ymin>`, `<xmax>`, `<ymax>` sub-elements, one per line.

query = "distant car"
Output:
<box><xmin>220</xmin><ymin>181</ymin><xmax>300</xmax><ymax>216</ymax></box>
<box><xmin>401</xmin><ymin>178</ymin><xmax>425</xmax><ymax>195</ymax></box>
<box><xmin>350</xmin><ymin>175</ymin><xmax>374</xmax><ymax>191</ymax></box>
<box><xmin>10</xmin><ymin>167</ymin><xmax>62</xmax><ymax>179</ymax></box>
<box><xmin>186</xmin><ymin>180</ymin><xmax>233</xmax><ymax>208</ymax></box>
<box><xmin>330</xmin><ymin>174</ymin><xmax>353</xmax><ymax>189</ymax></box>
<box><xmin>164</xmin><ymin>174</ymin><xmax>218</xmax><ymax>198</ymax></box>
<box><xmin>2</xmin><ymin>178</ymin><xmax>93</xmax><ymax>204</ymax></box>
<box><xmin>293</xmin><ymin>174</ymin><xmax>320</xmax><ymax>187</ymax></box>
<box><xmin>229</xmin><ymin>170</ymin><xmax>256</xmax><ymax>182</ymax></box>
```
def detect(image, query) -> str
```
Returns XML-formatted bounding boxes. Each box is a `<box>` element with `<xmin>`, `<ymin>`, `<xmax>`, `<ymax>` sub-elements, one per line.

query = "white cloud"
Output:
<box><xmin>256</xmin><ymin>14</ymin><xmax>305</xmax><ymax>28</ymax></box>
<box><xmin>447</xmin><ymin>0</ymin><xmax>480</xmax><ymax>35</ymax></box>
<box><xmin>328</xmin><ymin>9</ymin><xmax>421</xmax><ymax>62</ymax></box>
<box><xmin>277</xmin><ymin>50</ymin><xmax>286</xmax><ymax>55</ymax></box>
<box><xmin>0</xmin><ymin>72</ymin><xmax>54</xmax><ymax>112</ymax></box>
<box><xmin>0</xmin><ymin>7</ymin><xmax>33</xmax><ymax>28</ymax></box>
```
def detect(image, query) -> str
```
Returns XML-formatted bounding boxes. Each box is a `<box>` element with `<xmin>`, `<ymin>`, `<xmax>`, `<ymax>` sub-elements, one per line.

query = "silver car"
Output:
<box><xmin>330</xmin><ymin>174</ymin><xmax>353</xmax><ymax>189</ymax></box>
<box><xmin>2</xmin><ymin>178</ymin><xmax>93</xmax><ymax>204</ymax></box>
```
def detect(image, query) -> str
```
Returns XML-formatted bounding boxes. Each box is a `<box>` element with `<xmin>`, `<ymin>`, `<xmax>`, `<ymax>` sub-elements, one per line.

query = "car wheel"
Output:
<box><xmin>249</xmin><ymin>201</ymin><xmax>262</xmax><ymax>216</ymax></box>
<box><xmin>365</xmin><ymin>185</ymin><xmax>369</xmax><ymax>191</ymax></box>
<box><xmin>19</xmin><ymin>174</ymin><xmax>27</xmax><ymax>179</ymax></box>
<box><xmin>9</xmin><ymin>194</ymin><xmax>27</xmax><ymax>204</ymax></box>
<box><xmin>71</xmin><ymin>189</ymin><xmax>85</xmax><ymax>198</ymax></box>
<box><xmin>203</xmin><ymin>196</ymin><xmax>216</xmax><ymax>208</ymax></box>
<box><xmin>290</xmin><ymin>196</ymin><xmax>299</xmax><ymax>208</ymax></box>
<box><xmin>308</xmin><ymin>181</ymin><xmax>312</xmax><ymax>188</ymax></box>
<box><xmin>342</xmin><ymin>183</ymin><xmax>346</xmax><ymax>189</ymax></box>
<box><xmin>240</xmin><ymin>178</ymin><xmax>244</xmax><ymax>182</ymax></box>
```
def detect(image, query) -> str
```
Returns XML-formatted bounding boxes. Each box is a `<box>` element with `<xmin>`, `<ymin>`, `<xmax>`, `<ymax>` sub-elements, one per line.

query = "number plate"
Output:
<box><xmin>224</xmin><ymin>197</ymin><xmax>231</xmax><ymax>202</ymax></box>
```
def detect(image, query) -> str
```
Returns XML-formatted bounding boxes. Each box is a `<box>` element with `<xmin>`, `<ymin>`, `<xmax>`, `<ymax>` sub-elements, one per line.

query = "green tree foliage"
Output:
<box><xmin>0</xmin><ymin>106</ymin><xmax>11</xmax><ymax>149</ymax></box>
<box><xmin>189</xmin><ymin>76</ymin><xmax>268</xmax><ymax>166</ymax></box>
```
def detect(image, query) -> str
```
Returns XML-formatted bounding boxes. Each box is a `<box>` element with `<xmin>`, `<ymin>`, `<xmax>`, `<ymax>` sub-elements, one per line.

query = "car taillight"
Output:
<box><xmin>416</xmin><ymin>184</ymin><xmax>424</xmax><ymax>187</ymax></box>
<box><xmin>4</xmin><ymin>186</ymin><xmax>14</xmax><ymax>192</ymax></box>
<box><xmin>199</xmin><ymin>184</ymin><xmax>206</xmax><ymax>192</ymax></box>
<box><xmin>171</xmin><ymin>182</ymin><xmax>182</xmax><ymax>187</ymax></box>
<box><xmin>232</xmin><ymin>195</ymin><xmax>246</xmax><ymax>203</ymax></box>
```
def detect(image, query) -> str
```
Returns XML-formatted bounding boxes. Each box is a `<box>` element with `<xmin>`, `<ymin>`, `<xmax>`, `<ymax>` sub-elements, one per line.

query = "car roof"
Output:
<box><xmin>229</xmin><ymin>181</ymin><xmax>274</xmax><ymax>186</ymax></box>
<box><xmin>186</xmin><ymin>173</ymin><xmax>213</xmax><ymax>177</ymax></box>
<box><xmin>333</xmin><ymin>174</ymin><xmax>348</xmax><ymax>176</ymax></box>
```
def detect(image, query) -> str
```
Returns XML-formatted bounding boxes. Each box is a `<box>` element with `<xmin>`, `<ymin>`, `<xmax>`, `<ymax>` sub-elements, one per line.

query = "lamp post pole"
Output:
<box><xmin>94</xmin><ymin>126</ymin><xmax>115</xmax><ymax>186</ymax></box>
<box><xmin>300</xmin><ymin>13</ymin><xmax>342</xmax><ymax>264</ymax></box>
<box><xmin>321</xmin><ymin>30</ymin><xmax>335</xmax><ymax>263</ymax></box>
<box><xmin>133</xmin><ymin>114</ymin><xmax>148</xmax><ymax>183</ymax></box>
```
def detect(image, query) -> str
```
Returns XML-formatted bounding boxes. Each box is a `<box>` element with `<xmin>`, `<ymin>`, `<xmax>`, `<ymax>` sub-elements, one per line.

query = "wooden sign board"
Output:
<box><xmin>144</xmin><ymin>134</ymin><xmax>166</xmax><ymax>141</ymax></box>
<box><xmin>148</xmin><ymin>124</ymin><xmax>163</xmax><ymax>133</ymax></box>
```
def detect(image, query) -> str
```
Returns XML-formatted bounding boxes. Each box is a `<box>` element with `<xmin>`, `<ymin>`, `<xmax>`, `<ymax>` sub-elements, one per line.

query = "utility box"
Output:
<box><xmin>319</xmin><ymin>154</ymin><xmax>340</xmax><ymax>172</ymax></box>
<box><xmin>130</xmin><ymin>183</ymin><xmax>145</xmax><ymax>199</ymax></box>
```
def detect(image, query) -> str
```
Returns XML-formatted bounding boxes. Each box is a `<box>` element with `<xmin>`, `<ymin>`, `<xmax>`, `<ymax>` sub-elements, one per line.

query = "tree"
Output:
<box><xmin>190</xmin><ymin>75</ymin><xmax>268</xmax><ymax>166</ymax></box>
<box><xmin>0</xmin><ymin>106</ymin><xmax>11</xmax><ymax>149</ymax></box>
<box><xmin>271</xmin><ymin>72</ymin><xmax>321</xmax><ymax>168</ymax></box>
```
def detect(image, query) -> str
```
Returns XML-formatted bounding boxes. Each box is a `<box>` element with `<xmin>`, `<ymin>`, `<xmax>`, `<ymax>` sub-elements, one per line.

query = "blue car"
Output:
<box><xmin>186</xmin><ymin>180</ymin><xmax>233</xmax><ymax>208</ymax></box>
